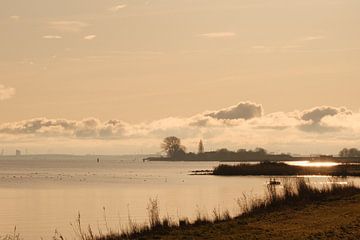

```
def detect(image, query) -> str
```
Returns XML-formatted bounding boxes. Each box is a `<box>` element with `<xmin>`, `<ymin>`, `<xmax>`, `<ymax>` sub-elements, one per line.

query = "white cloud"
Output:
<box><xmin>49</xmin><ymin>21</ymin><xmax>88</xmax><ymax>32</ymax></box>
<box><xmin>300</xmin><ymin>35</ymin><xmax>325</xmax><ymax>41</ymax></box>
<box><xmin>43</xmin><ymin>35</ymin><xmax>62</xmax><ymax>39</ymax></box>
<box><xmin>199</xmin><ymin>32</ymin><xmax>236</xmax><ymax>38</ymax></box>
<box><xmin>1</xmin><ymin>102</ymin><xmax>360</xmax><ymax>154</ymax></box>
<box><xmin>109</xmin><ymin>4</ymin><xmax>127</xmax><ymax>12</ymax></box>
<box><xmin>83</xmin><ymin>35</ymin><xmax>96</xmax><ymax>40</ymax></box>
<box><xmin>0</xmin><ymin>85</ymin><xmax>15</xmax><ymax>100</ymax></box>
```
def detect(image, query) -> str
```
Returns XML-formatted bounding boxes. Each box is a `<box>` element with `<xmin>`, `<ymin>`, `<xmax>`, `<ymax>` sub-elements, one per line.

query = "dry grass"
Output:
<box><xmin>0</xmin><ymin>227</ymin><xmax>21</xmax><ymax>240</ymax></box>
<box><xmin>3</xmin><ymin>178</ymin><xmax>360</xmax><ymax>240</ymax></box>
<box><xmin>90</xmin><ymin>178</ymin><xmax>360</xmax><ymax>240</ymax></box>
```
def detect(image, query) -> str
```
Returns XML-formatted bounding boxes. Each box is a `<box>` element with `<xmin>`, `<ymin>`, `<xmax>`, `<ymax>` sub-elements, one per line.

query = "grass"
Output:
<box><xmin>0</xmin><ymin>227</ymin><xmax>20</xmax><ymax>240</ymax></box>
<box><xmin>3</xmin><ymin>178</ymin><xmax>360</xmax><ymax>239</ymax></box>
<box><xmin>212</xmin><ymin>161</ymin><xmax>360</xmax><ymax>176</ymax></box>
<box><xmin>55</xmin><ymin>178</ymin><xmax>360</xmax><ymax>240</ymax></box>
<box><xmin>239</xmin><ymin>178</ymin><xmax>360</xmax><ymax>216</ymax></box>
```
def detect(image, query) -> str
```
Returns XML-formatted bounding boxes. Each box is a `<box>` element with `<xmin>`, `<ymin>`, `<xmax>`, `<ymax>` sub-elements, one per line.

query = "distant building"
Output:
<box><xmin>16</xmin><ymin>150</ymin><xmax>21</xmax><ymax>156</ymax></box>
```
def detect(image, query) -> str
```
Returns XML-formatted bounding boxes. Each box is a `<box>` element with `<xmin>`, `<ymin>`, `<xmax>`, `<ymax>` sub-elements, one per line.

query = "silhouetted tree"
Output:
<box><xmin>255</xmin><ymin>147</ymin><xmax>267</xmax><ymax>155</ymax></box>
<box><xmin>339</xmin><ymin>148</ymin><xmax>360</xmax><ymax>157</ymax></box>
<box><xmin>217</xmin><ymin>148</ymin><xmax>229</xmax><ymax>153</ymax></box>
<box><xmin>161</xmin><ymin>136</ymin><xmax>186</xmax><ymax>158</ymax></box>
<box><xmin>237</xmin><ymin>149</ymin><xmax>247</xmax><ymax>153</ymax></box>
<box><xmin>198</xmin><ymin>140</ymin><xmax>204</xmax><ymax>154</ymax></box>
<box><xmin>339</xmin><ymin>148</ymin><xmax>349</xmax><ymax>157</ymax></box>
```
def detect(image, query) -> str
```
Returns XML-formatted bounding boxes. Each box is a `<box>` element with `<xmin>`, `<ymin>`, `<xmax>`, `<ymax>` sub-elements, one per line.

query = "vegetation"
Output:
<box><xmin>0</xmin><ymin>227</ymin><xmax>20</xmax><ymax>240</ymax></box>
<box><xmin>213</xmin><ymin>161</ymin><xmax>360</xmax><ymax>176</ymax></box>
<box><xmin>149</xmin><ymin>137</ymin><xmax>292</xmax><ymax>161</ymax></box>
<box><xmin>339</xmin><ymin>148</ymin><xmax>360</xmax><ymax>157</ymax></box>
<box><xmin>3</xmin><ymin>178</ymin><xmax>360</xmax><ymax>239</ymax></box>
<box><xmin>45</xmin><ymin>178</ymin><xmax>360</xmax><ymax>240</ymax></box>
<box><xmin>160</xmin><ymin>136</ymin><xmax>186</xmax><ymax>158</ymax></box>
<box><xmin>151</xmin><ymin>136</ymin><xmax>360</xmax><ymax>162</ymax></box>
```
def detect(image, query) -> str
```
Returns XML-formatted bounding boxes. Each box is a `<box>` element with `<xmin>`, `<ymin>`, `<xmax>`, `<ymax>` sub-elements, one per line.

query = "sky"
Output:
<box><xmin>0</xmin><ymin>0</ymin><xmax>360</xmax><ymax>155</ymax></box>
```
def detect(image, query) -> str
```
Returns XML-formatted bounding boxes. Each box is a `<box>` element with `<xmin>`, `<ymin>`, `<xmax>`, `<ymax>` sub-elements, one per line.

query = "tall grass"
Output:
<box><xmin>85</xmin><ymin>178</ymin><xmax>360</xmax><ymax>240</ymax></box>
<box><xmin>4</xmin><ymin>178</ymin><xmax>360</xmax><ymax>240</ymax></box>
<box><xmin>238</xmin><ymin>178</ymin><xmax>360</xmax><ymax>217</ymax></box>
<box><xmin>0</xmin><ymin>227</ymin><xmax>21</xmax><ymax>240</ymax></box>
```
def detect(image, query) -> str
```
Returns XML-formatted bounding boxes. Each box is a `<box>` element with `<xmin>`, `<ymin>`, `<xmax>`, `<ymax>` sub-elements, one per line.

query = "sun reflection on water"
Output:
<box><xmin>285</xmin><ymin>161</ymin><xmax>340</xmax><ymax>167</ymax></box>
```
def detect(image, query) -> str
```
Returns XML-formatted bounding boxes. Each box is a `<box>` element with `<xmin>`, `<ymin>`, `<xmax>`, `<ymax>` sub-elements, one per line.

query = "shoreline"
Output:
<box><xmin>122</xmin><ymin>193</ymin><xmax>360</xmax><ymax>240</ymax></box>
<box><xmin>2</xmin><ymin>178</ymin><xmax>360</xmax><ymax>239</ymax></box>
<box><xmin>212</xmin><ymin>162</ymin><xmax>360</xmax><ymax>177</ymax></box>
<box><xmin>146</xmin><ymin>157</ymin><xmax>360</xmax><ymax>163</ymax></box>
<box><xmin>83</xmin><ymin>178</ymin><xmax>360</xmax><ymax>240</ymax></box>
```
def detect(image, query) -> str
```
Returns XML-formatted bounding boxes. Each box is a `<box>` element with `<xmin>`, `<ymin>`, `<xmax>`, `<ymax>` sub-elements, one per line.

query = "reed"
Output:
<box><xmin>93</xmin><ymin>178</ymin><xmax>360</xmax><ymax>240</ymax></box>
<box><xmin>212</xmin><ymin>161</ymin><xmax>360</xmax><ymax>176</ymax></box>
<box><xmin>5</xmin><ymin>178</ymin><xmax>360</xmax><ymax>240</ymax></box>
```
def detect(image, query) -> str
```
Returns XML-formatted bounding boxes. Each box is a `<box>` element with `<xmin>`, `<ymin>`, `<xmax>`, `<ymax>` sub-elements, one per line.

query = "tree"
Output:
<box><xmin>339</xmin><ymin>148</ymin><xmax>360</xmax><ymax>157</ymax></box>
<box><xmin>217</xmin><ymin>148</ymin><xmax>230</xmax><ymax>153</ymax></box>
<box><xmin>237</xmin><ymin>149</ymin><xmax>247</xmax><ymax>153</ymax></box>
<box><xmin>161</xmin><ymin>136</ymin><xmax>186</xmax><ymax>158</ymax></box>
<box><xmin>255</xmin><ymin>147</ymin><xmax>267</xmax><ymax>155</ymax></box>
<box><xmin>339</xmin><ymin>148</ymin><xmax>349</xmax><ymax>157</ymax></box>
<box><xmin>198</xmin><ymin>140</ymin><xmax>204</xmax><ymax>154</ymax></box>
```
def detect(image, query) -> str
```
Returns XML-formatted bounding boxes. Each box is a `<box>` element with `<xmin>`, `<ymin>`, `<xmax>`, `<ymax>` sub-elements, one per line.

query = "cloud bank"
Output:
<box><xmin>1</xmin><ymin>102</ymin><xmax>359</xmax><ymax>154</ymax></box>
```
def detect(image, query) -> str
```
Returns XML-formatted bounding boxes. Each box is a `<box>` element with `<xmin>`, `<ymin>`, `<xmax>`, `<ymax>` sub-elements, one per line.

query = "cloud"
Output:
<box><xmin>43</xmin><ymin>35</ymin><xmax>62</xmax><ymax>39</ymax></box>
<box><xmin>83</xmin><ymin>35</ymin><xmax>96</xmax><ymax>40</ymax></box>
<box><xmin>10</xmin><ymin>16</ymin><xmax>20</xmax><ymax>20</ymax></box>
<box><xmin>205</xmin><ymin>102</ymin><xmax>263</xmax><ymax>120</ymax></box>
<box><xmin>298</xmin><ymin>106</ymin><xmax>352</xmax><ymax>133</ymax></box>
<box><xmin>109</xmin><ymin>4</ymin><xmax>127</xmax><ymax>12</ymax></box>
<box><xmin>1</xmin><ymin>102</ymin><xmax>360</xmax><ymax>154</ymax></box>
<box><xmin>199</xmin><ymin>32</ymin><xmax>236</xmax><ymax>38</ymax></box>
<box><xmin>301</xmin><ymin>106</ymin><xmax>350</xmax><ymax>123</ymax></box>
<box><xmin>0</xmin><ymin>118</ymin><xmax>129</xmax><ymax>139</ymax></box>
<box><xmin>0</xmin><ymin>85</ymin><xmax>15</xmax><ymax>100</ymax></box>
<box><xmin>49</xmin><ymin>21</ymin><xmax>88</xmax><ymax>32</ymax></box>
<box><xmin>300</xmin><ymin>35</ymin><xmax>325</xmax><ymax>41</ymax></box>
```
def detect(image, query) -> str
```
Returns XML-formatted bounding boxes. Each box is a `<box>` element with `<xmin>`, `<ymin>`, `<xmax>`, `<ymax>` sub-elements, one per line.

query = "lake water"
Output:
<box><xmin>0</xmin><ymin>156</ymin><xmax>358</xmax><ymax>239</ymax></box>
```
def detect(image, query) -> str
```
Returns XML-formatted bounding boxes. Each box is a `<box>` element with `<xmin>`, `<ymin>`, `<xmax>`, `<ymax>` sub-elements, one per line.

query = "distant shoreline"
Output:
<box><xmin>145</xmin><ymin>156</ymin><xmax>360</xmax><ymax>163</ymax></box>
<box><xmin>212</xmin><ymin>161</ymin><xmax>360</xmax><ymax>176</ymax></box>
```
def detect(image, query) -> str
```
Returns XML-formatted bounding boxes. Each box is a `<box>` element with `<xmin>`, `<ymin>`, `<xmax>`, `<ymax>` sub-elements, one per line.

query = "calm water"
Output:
<box><xmin>0</xmin><ymin>156</ymin><xmax>357</xmax><ymax>239</ymax></box>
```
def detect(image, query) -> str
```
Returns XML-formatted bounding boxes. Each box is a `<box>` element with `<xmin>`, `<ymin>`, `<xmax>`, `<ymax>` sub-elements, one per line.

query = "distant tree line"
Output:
<box><xmin>339</xmin><ymin>148</ymin><xmax>360</xmax><ymax>158</ymax></box>
<box><xmin>159</xmin><ymin>136</ymin><xmax>291</xmax><ymax>161</ymax></box>
<box><xmin>158</xmin><ymin>137</ymin><xmax>360</xmax><ymax>161</ymax></box>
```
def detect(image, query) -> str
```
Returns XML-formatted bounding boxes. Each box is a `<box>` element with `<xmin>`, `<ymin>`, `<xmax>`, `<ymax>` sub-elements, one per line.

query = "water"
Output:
<box><xmin>285</xmin><ymin>161</ymin><xmax>340</xmax><ymax>167</ymax></box>
<box><xmin>0</xmin><ymin>156</ymin><xmax>357</xmax><ymax>239</ymax></box>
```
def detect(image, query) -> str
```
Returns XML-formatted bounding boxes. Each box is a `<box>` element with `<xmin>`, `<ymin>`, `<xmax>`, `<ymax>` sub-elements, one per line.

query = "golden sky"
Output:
<box><xmin>0</xmin><ymin>0</ymin><xmax>359</xmax><ymax>154</ymax></box>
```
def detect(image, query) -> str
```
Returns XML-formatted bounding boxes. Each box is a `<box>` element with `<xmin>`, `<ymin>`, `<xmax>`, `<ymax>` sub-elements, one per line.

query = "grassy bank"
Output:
<box><xmin>51</xmin><ymin>178</ymin><xmax>360</xmax><ymax>240</ymax></box>
<box><xmin>212</xmin><ymin>161</ymin><xmax>360</xmax><ymax>176</ymax></box>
